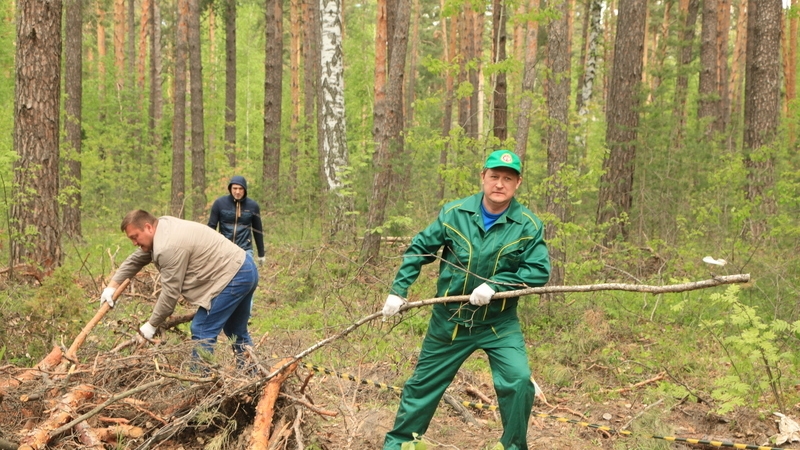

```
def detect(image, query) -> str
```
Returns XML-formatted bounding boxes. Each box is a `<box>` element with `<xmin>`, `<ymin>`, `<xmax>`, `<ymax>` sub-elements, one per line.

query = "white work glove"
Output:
<box><xmin>382</xmin><ymin>294</ymin><xmax>407</xmax><ymax>317</ymax></box>
<box><xmin>139</xmin><ymin>322</ymin><xmax>157</xmax><ymax>340</ymax></box>
<box><xmin>100</xmin><ymin>287</ymin><xmax>116</xmax><ymax>308</ymax></box>
<box><xmin>258</xmin><ymin>256</ymin><xmax>265</xmax><ymax>266</ymax></box>
<box><xmin>469</xmin><ymin>283</ymin><xmax>495</xmax><ymax>306</ymax></box>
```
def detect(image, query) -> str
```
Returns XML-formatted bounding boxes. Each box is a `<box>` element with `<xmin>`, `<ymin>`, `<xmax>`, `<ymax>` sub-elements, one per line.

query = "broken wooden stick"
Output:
<box><xmin>250</xmin><ymin>358</ymin><xmax>299</xmax><ymax>450</ymax></box>
<box><xmin>66</xmin><ymin>278</ymin><xmax>131</xmax><ymax>361</ymax></box>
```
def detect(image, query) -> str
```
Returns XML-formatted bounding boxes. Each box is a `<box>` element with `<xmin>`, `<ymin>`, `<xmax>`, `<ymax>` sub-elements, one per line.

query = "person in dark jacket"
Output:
<box><xmin>381</xmin><ymin>150</ymin><xmax>551</xmax><ymax>450</ymax></box>
<box><xmin>208</xmin><ymin>176</ymin><xmax>266</xmax><ymax>265</ymax></box>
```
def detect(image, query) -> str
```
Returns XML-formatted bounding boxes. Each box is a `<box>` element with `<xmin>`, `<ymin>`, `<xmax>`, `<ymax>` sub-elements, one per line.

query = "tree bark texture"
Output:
<box><xmin>596</xmin><ymin>0</ymin><xmax>647</xmax><ymax>245</ymax></box>
<box><xmin>699</xmin><ymin>0</ymin><xmax>721</xmax><ymax>134</ymax></box>
<box><xmin>225</xmin><ymin>0</ymin><xmax>237</xmax><ymax>167</ymax></box>
<box><xmin>438</xmin><ymin>8</ymin><xmax>457</xmax><ymax>201</ymax></box>
<box><xmin>319</xmin><ymin>0</ymin><xmax>352</xmax><ymax>235</ymax></box>
<box><xmin>137</xmin><ymin>0</ymin><xmax>151</xmax><ymax>90</ymax></box>
<box><xmin>716</xmin><ymin>0</ymin><xmax>731</xmax><ymax>133</ymax></box>
<box><xmin>743</xmin><ymin>0</ymin><xmax>781</xmax><ymax>237</ymax></box>
<box><xmin>672</xmin><ymin>0</ymin><xmax>700</xmax><ymax>148</ymax></box>
<box><xmin>63</xmin><ymin>0</ymin><xmax>83</xmax><ymax>239</ymax></box>
<box><xmin>113</xmin><ymin>0</ymin><xmax>124</xmax><ymax>89</ymax></box>
<box><xmin>264</xmin><ymin>0</ymin><xmax>283</xmax><ymax>207</ymax></box>
<box><xmin>361</xmin><ymin>0</ymin><xmax>411</xmax><ymax>262</ymax></box>
<box><xmin>289</xmin><ymin>0</ymin><xmax>302</xmax><ymax>195</ymax></box>
<box><xmin>188</xmin><ymin>0</ymin><xmax>207</xmax><ymax>220</ymax></box>
<box><xmin>171</xmin><ymin>0</ymin><xmax>189</xmax><ymax>218</ymax></box>
<box><xmin>12</xmin><ymin>0</ymin><xmax>64</xmax><ymax>272</ymax></box>
<box><xmin>513</xmin><ymin>0</ymin><xmax>539</xmax><ymax>165</ymax></box>
<box><xmin>150</xmin><ymin>0</ymin><xmax>163</xmax><ymax>147</ymax></box>
<box><xmin>545</xmin><ymin>0</ymin><xmax>570</xmax><ymax>292</ymax></box>
<box><xmin>578</xmin><ymin>0</ymin><xmax>601</xmax><ymax>115</ymax></box>
<box><xmin>492</xmin><ymin>0</ymin><xmax>508</xmax><ymax>141</ymax></box>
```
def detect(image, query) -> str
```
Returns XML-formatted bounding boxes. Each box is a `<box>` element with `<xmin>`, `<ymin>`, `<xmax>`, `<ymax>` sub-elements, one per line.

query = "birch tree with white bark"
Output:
<box><xmin>318</xmin><ymin>0</ymin><xmax>351</xmax><ymax>235</ymax></box>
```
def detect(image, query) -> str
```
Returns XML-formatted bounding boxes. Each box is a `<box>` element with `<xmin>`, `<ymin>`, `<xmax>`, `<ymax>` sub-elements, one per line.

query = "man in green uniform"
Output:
<box><xmin>381</xmin><ymin>150</ymin><xmax>551</xmax><ymax>450</ymax></box>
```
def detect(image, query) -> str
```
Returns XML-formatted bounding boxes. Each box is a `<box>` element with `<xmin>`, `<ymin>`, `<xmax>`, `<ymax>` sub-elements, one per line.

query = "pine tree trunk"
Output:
<box><xmin>743</xmin><ymin>0</ymin><xmax>781</xmax><ymax>238</ymax></box>
<box><xmin>12</xmin><ymin>0</ymin><xmax>63</xmax><ymax>272</ymax></box>
<box><xmin>97</xmin><ymin>3</ymin><xmax>107</xmax><ymax>122</ymax></box>
<box><xmin>150</xmin><ymin>0</ymin><xmax>163</xmax><ymax>146</ymax></box>
<box><xmin>361</xmin><ymin>0</ymin><xmax>411</xmax><ymax>262</ymax></box>
<box><xmin>114</xmin><ymin>0</ymin><xmax>125</xmax><ymax>89</ymax></box>
<box><xmin>171</xmin><ymin>0</ymin><xmax>189</xmax><ymax>218</ymax></box>
<box><xmin>438</xmin><ymin>8</ymin><xmax>457</xmax><ymax>201</ymax></box>
<box><xmin>492</xmin><ymin>0</ymin><xmax>508</xmax><ymax>141</ymax></box>
<box><xmin>263</xmin><ymin>0</ymin><xmax>283</xmax><ymax>208</ymax></box>
<box><xmin>289</xmin><ymin>0</ymin><xmax>302</xmax><ymax>195</ymax></box>
<box><xmin>699</xmin><ymin>0</ymin><xmax>720</xmax><ymax>134</ymax></box>
<box><xmin>63</xmin><ymin>0</ymin><xmax>83</xmax><ymax>239</ymax></box>
<box><xmin>578</xmin><ymin>0</ymin><xmax>601</xmax><ymax>115</ymax></box>
<box><xmin>225</xmin><ymin>0</ymin><xmax>237</xmax><ymax>167</ymax></box>
<box><xmin>672</xmin><ymin>0</ymin><xmax>700</xmax><ymax>148</ymax></box>
<box><xmin>545</xmin><ymin>0</ymin><xmax>570</xmax><ymax>293</ymax></box>
<box><xmin>138</xmin><ymin>0</ymin><xmax>151</xmax><ymax>90</ymax></box>
<box><xmin>513</xmin><ymin>0</ymin><xmax>539</xmax><ymax>164</ymax></box>
<box><xmin>728</xmin><ymin>0</ymin><xmax>747</xmax><ymax>146</ymax></box>
<box><xmin>188</xmin><ymin>0</ymin><xmax>206</xmax><ymax>220</ymax></box>
<box><xmin>717</xmin><ymin>0</ymin><xmax>731</xmax><ymax>133</ymax></box>
<box><xmin>596</xmin><ymin>0</ymin><xmax>647</xmax><ymax>245</ymax></box>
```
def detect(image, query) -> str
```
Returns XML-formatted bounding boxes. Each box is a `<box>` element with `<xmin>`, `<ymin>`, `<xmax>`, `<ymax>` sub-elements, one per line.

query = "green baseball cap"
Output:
<box><xmin>484</xmin><ymin>150</ymin><xmax>521</xmax><ymax>174</ymax></box>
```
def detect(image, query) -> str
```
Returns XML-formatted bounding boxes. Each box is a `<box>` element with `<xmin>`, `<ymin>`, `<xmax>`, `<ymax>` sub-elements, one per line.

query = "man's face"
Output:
<box><xmin>231</xmin><ymin>184</ymin><xmax>245</xmax><ymax>200</ymax></box>
<box><xmin>481</xmin><ymin>167</ymin><xmax>522</xmax><ymax>212</ymax></box>
<box><xmin>125</xmin><ymin>222</ymin><xmax>156</xmax><ymax>253</ymax></box>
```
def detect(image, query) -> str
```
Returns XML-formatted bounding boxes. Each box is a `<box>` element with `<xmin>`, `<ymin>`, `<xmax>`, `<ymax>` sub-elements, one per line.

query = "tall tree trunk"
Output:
<box><xmin>405</xmin><ymin>0</ymin><xmax>420</xmax><ymax>129</ymax></box>
<box><xmin>596</xmin><ymin>0</ymin><xmax>647</xmax><ymax>245</ymax></box>
<box><xmin>492</xmin><ymin>0</ymin><xmax>508</xmax><ymax>141</ymax></box>
<box><xmin>728</xmin><ymin>0</ymin><xmax>747</xmax><ymax>148</ymax></box>
<box><xmin>264</xmin><ymin>0</ymin><xmax>284</xmax><ymax>208</ymax></box>
<box><xmin>97</xmin><ymin>2</ymin><xmax>107</xmax><ymax>123</ymax></box>
<box><xmin>319</xmin><ymin>0</ymin><xmax>352</xmax><ymax>236</ymax></box>
<box><xmin>469</xmin><ymin>8</ymin><xmax>481</xmax><ymax>138</ymax></box>
<box><xmin>114</xmin><ymin>0</ymin><xmax>125</xmax><ymax>90</ymax></box>
<box><xmin>457</xmin><ymin>10</ymin><xmax>469</xmax><ymax>132</ymax></box>
<box><xmin>545</xmin><ymin>0</ymin><xmax>570</xmax><ymax>293</ymax></box>
<box><xmin>127</xmin><ymin>0</ymin><xmax>136</xmax><ymax>90</ymax></box>
<box><xmin>188</xmin><ymin>0</ymin><xmax>206</xmax><ymax>220</ymax></box>
<box><xmin>743</xmin><ymin>0</ymin><xmax>781</xmax><ymax>238</ymax></box>
<box><xmin>150</xmin><ymin>0</ymin><xmax>163</xmax><ymax>144</ymax></box>
<box><xmin>138</xmin><ymin>0</ymin><xmax>151</xmax><ymax>90</ymax></box>
<box><xmin>782</xmin><ymin>0</ymin><xmax>797</xmax><ymax>146</ymax></box>
<box><xmin>289</xmin><ymin>0</ymin><xmax>301</xmax><ymax>195</ymax></box>
<box><xmin>575</xmin><ymin>0</ymin><xmax>591</xmax><ymax>112</ymax></box>
<box><xmin>171</xmin><ymin>0</ymin><xmax>189</xmax><ymax>218</ymax></box>
<box><xmin>672</xmin><ymin>0</ymin><xmax>700</xmax><ymax>148</ymax></box>
<box><xmin>305</xmin><ymin>0</ymin><xmax>322</xmax><ymax>190</ymax></box>
<box><xmin>578</xmin><ymin>0</ymin><xmax>601</xmax><ymax>115</ymax></box>
<box><xmin>63</xmin><ymin>0</ymin><xmax>82</xmax><ymax>239</ymax></box>
<box><xmin>717</xmin><ymin>0</ymin><xmax>731</xmax><ymax>133</ymax></box>
<box><xmin>438</xmin><ymin>8</ymin><xmax>457</xmax><ymax>201</ymax></box>
<box><xmin>12</xmin><ymin>0</ymin><xmax>63</xmax><ymax>273</ymax></box>
<box><xmin>361</xmin><ymin>0</ymin><xmax>411</xmax><ymax>262</ymax></box>
<box><xmin>513</xmin><ymin>0</ymin><xmax>540</xmax><ymax>164</ymax></box>
<box><xmin>225</xmin><ymin>0</ymin><xmax>237</xmax><ymax>167</ymax></box>
<box><xmin>699</xmin><ymin>0</ymin><xmax>721</xmax><ymax>135</ymax></box>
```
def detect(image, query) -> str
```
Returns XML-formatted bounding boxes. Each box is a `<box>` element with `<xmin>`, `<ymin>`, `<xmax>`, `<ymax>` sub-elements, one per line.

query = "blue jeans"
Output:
<box><xmin>190</xmin><ymin>254</ymin><xmax>258</xmax><ymax>359</ymax></box>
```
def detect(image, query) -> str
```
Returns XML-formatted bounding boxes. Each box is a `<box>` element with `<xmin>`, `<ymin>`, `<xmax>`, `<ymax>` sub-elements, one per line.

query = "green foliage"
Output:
<box><xmin>698</xmin><ymin>285</ymin><xmax>795</xmax><ymax>414</ymax></box>
<box><xmin>401</xmin><ymin>433</ymin><xmax>429</xmax><ymax>450</ymax></box>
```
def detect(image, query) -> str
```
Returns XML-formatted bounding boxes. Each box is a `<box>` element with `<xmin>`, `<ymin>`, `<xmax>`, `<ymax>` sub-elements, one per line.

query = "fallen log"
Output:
<box><xmin>0</xmin><ymin>346</ymin><xmax>63</xmax><ymax>394</ymax></box>
<box><xmin>16</xmin><ymin>384</ymin><xmax>94</xmax><ymax>450</ymax></box>
<box><xmin>94</xmin><ymin>424</ymin><xmax>145</xmax><ymax>442</ymax></box>
<box><xmin>250</xmin><ymin>358</ymin><xmax>299</xmax><ymax>450</ymax></box>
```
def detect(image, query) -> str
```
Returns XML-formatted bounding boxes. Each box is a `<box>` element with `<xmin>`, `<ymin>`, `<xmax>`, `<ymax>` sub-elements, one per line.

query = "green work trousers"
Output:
<box><xmin>382</xmin><ymin>313</ymin><xmax>533</xmax><ymax>450</ymax></box>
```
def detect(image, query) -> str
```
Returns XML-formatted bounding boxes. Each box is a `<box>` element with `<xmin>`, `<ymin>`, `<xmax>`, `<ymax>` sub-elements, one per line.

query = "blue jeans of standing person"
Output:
<box><xmin>190</xmin><ymin>254</ymin><xmax>258</xmax><ymax>361</ymax></box>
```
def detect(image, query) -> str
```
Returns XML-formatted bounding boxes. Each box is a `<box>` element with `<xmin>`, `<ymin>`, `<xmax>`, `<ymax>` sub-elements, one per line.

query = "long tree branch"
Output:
<box><xmin>264</xmin><ymin>274</ymin><xmax>750</xmax><ymax>379</ymax></box>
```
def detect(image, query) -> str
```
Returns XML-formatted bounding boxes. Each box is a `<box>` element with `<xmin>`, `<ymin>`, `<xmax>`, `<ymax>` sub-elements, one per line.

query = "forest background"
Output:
<box><xmin>2</xmin><ymin>0</ymin><xmax>800</xmax><ymax>447</ymax></box>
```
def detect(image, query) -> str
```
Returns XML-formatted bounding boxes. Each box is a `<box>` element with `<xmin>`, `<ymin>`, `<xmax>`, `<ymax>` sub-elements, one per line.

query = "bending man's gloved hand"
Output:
<box><xmin>100</xmin><ymin>287</ymin><xmax>116</xmax><ymax>308</ymax></box>
<box><xmin>139</xmin><ymin>322</ymin><xmax>157</xmax><ymax>341</ymax></box>
<box><xmin>382</xmin><ymin>294</ymin><xmax>407</xmax><ymax>317</ymax></box>
<box><xmin>258</xmin><ymin>256</ymin><xmax>265</xmax><ymax>266</ymax></box>
<box><xmin>469</xmin><ymin>283</ymin><xmax>495</xmax><ymax>306</ymax></box>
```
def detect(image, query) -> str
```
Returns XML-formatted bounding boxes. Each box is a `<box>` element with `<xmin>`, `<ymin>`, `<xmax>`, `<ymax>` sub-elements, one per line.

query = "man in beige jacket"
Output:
<box><xmin>100</xmin><ymin>210</ymin><xmax>258</xmax><ymax>361</ymax></box>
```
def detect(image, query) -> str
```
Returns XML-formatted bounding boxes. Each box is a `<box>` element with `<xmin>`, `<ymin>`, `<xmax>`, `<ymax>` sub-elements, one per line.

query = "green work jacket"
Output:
<box><xmin>390</xmin><ymin>192</ymin><xmax>551</xmax><ymax>327</ymax></box>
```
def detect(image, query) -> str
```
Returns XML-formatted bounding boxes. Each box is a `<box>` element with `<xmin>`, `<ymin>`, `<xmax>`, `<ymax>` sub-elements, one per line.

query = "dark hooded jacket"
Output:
<box><xmin>208</xmin><ymin>175</ymin><xmax>265</xmax><ymax>257</ymax></box>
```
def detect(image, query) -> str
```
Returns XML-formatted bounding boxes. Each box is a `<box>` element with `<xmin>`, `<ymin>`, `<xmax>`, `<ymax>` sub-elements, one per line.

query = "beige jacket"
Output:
<box><xmin>113</xmin><ymin>216</ymin><xmax>246</xmax><ymax>327</ymax></box>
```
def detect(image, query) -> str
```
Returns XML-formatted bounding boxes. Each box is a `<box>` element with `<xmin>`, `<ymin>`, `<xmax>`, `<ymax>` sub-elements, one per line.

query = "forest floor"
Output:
<box><xmin>0</xmin><ymin>322</ymin><xmax>792</xmax><ymax>450</ymax></box>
